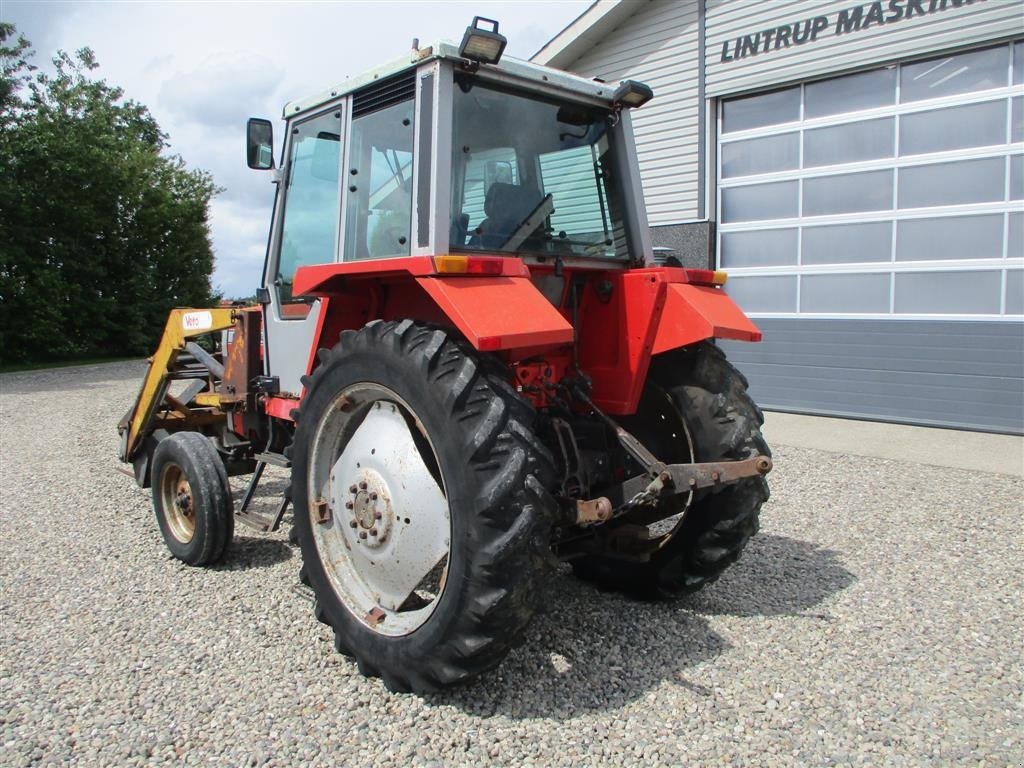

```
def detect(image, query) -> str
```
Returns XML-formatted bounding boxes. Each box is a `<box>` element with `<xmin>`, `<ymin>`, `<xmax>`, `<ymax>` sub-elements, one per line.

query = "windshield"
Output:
<box><xmin>450</xmin><ymin>77</ymin><xmax>628</xmax><ymax>259</ymax></box>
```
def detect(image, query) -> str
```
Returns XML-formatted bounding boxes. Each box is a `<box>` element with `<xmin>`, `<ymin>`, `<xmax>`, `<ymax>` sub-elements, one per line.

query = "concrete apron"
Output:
<box><xmin>761</xmin><ymin>411</ymin><xmax>1024</xmax><ymax>478</ymax></box>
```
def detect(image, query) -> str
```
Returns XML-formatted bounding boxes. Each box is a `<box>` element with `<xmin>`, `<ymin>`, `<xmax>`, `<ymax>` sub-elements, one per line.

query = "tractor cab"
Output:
<box><xmin>246</xmin><ymin>22</ymin><xmax>658</xmax><ymax>392</ymax></box>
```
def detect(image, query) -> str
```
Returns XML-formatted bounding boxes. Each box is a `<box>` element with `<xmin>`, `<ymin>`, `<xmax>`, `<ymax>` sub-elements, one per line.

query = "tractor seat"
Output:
<box><xmin>474</xmin><ymin>183</ymin><xmax>544</xmax><ymax>249</ymax></box>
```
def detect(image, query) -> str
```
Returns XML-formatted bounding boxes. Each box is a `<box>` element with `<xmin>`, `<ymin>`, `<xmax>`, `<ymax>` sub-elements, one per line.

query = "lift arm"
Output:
<box><xmin>118</xmin><ymin>308</ymin><xmax>240</xmax><ymax>463</ymax></box>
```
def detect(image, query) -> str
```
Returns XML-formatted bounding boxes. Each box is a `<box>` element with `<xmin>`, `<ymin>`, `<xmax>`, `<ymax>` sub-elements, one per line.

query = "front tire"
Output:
<box><xmin>290</xmin><ymin>320</ymin><xmax>556</xmax><ymax>692</ymax></box>
<box><xmin>572</xmin><ymin>342</ymin><xmax>770</xmax><ymax>597</ymax></box>
<box><xmin>151</xmin><ymin>432</ymin><xmax>234</xmax><ymax>566</ymax></box>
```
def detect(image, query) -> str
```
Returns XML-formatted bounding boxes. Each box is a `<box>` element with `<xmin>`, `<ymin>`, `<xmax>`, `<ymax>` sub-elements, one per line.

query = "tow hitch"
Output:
<box><xmin>565</xmin><ymin>389</ymin><xmax>773</xmax><ymax>526</ymax></box>
<box><xmin>608</xmin><ymin>454</ymin><xmax>772</xmax><ymax>511</ymax></box>
<box><xmin>569</xmin><ymin>455</ymin><xmax>772</xmax><ymax>526</ymax></box>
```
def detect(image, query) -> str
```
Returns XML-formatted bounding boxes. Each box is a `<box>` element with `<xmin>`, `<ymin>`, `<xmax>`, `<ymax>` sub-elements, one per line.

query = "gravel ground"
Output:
<box><xmin>1</xmin><ymin>360</ymin><xmax>1021</xmax><ymax>767</ymax></box>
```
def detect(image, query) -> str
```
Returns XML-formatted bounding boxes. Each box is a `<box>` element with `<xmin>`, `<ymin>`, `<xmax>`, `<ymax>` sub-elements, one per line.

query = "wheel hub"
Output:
<box><xmin>343</xmin><ymin>469</ymin><xmax>392</xmax><ymax>547</ymax></box>
<box><xmin>175</xmin><ymin>479</ymin><xmax>193</xmax><ymax>515</ymax></box>
<box><xmin>160</xmin><ymin>465</ymin><xmax>196</xmax><ymax>544</ymax></box>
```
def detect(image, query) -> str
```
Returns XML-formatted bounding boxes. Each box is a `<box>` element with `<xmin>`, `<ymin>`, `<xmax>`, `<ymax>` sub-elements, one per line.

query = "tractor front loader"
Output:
<box><xmin>118</xmin><ymin>19</ymin><xmax>772</xmax><ymax>693</ymax></box>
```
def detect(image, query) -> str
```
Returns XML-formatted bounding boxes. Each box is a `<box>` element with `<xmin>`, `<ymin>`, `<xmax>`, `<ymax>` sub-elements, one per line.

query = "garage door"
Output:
<box><xmin>716</xmin><ymin>41</ymin><xmax>1024</xmax><ymax>434</ymax></box>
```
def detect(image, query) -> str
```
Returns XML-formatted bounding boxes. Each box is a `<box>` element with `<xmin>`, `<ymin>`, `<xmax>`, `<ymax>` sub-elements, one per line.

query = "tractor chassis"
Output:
<box><xmin>119</xmin><ymin>303</ymin><xmax>773</xmax><ymax>563</ymax></box>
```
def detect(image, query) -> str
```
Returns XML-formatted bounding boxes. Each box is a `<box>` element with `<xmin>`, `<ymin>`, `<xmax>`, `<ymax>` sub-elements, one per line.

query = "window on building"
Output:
<box><xmin>718</xmin><ymin>41</ymin><xmax>1023</xmax><ymax>319</ymax></box>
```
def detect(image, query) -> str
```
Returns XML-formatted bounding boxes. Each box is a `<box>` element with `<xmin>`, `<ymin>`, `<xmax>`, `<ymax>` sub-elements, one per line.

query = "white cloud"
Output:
<box><xmin>4</xmin><ymin>0</ymin><xmax>590</xmax><ymax>298</ymax></box>
<box><xmin>159</xmin><ymin>52</ymin><xmax>284</xmax><ymax>128</ymax></box>
<box><xmin>207</xmin><ymin>195</ymin><xmax>281</xmax><ymax>298</ymax></box>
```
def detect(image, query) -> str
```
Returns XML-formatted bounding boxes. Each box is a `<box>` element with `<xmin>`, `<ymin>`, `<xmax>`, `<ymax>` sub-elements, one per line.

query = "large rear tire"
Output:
<box><xmin>290</xmin><ymin>320</ymin><xmax>557</xmax><ymax>692</ymax></box>
<box><xmin>571</xmin><ymin>342</ymin><xmax>770</xmax><ymax>597</ymax></box>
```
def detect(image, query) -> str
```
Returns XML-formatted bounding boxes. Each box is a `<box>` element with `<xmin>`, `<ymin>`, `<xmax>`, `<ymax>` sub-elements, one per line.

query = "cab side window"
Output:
<box><xmin>344</xmin><ymin>99</ymin><xmax>414</xmax><ymax>260</ymax></box>
<box><xmin>276</xmin><ymin>110</ymin><xmax>342</xmax><ymax>307</ymax></box>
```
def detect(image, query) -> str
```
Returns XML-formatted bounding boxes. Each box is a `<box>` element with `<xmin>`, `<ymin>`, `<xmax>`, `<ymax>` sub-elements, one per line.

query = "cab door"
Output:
<box><xmin>263</xmin><ymin>106</ymin><xmax>345</xmax><ymax>394</ymax></box>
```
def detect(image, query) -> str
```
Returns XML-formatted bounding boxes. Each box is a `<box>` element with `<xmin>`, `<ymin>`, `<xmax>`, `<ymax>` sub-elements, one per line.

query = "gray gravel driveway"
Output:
<box><xmin>1</xmin><ymin>360</ymin><xmax>1021</xmax><ymax>766</ymax></box>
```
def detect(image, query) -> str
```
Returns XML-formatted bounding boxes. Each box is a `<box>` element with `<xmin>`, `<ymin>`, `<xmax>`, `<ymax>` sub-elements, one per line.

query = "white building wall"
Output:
<box><xmin>567</xmin><ymin>0</ymin><xmax>703</xmax><ymax>226</ymax></box>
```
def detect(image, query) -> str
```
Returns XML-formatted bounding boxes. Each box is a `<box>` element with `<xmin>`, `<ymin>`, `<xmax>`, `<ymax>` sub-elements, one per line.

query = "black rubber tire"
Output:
<box><xmin>151</xmin><ymin>432</ymin><xmax>234</xmax><ymax>566</ymax></box>
<box><xmin>571</xmin><ymin>341</ymin><xmax>770</xmax><ymax>598</ymax></box>
<box><xmin>290</xmin><ymin>320</ymin><xmax>557</xmax><ymax>693</ymax></box>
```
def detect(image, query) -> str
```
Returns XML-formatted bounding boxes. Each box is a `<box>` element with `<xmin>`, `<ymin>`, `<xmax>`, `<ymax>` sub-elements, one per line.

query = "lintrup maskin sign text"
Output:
<box><xmin>720</xmin><ymin>0</ymin><xmax>987</xmax><ymax>63</ymax></box>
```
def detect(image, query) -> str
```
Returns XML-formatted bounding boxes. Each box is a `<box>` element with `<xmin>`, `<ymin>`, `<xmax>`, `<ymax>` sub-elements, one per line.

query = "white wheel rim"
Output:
<box><xmin>307</xmin><ymin>383</ymin><xmax>451</xmax><ymax>636</ymax></box>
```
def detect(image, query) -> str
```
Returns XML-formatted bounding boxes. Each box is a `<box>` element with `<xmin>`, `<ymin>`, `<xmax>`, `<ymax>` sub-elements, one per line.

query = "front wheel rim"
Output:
<box><xmin>307</xmin><ymin>383</ymin><xmax>452</xmax><ymax>637</ymax></box>
<box><xmin>159</xmin><ymin>463</ymin><xmax>196</xmax><ymax>543</ymax></box>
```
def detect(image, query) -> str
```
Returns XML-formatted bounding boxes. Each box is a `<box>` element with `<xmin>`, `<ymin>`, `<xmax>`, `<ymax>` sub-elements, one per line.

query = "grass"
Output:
<box><xmin>0</xmin><ymin>355</ymin><xmax>141</xmax><ymax>374</ymax></box>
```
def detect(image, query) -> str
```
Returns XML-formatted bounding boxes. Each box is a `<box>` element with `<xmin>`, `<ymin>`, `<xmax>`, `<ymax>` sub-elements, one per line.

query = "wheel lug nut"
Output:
<box><xmin>345</xmin><ymin>501</ymin><xmax>354</xmax><ymax>509</ymax></box>
<box><xmin>349</xmin><ymin>484</ymin><xmax>358</xmax><ymax>494</ymax></box>
<box><xmin>359</xmin><ymin>531</ymin><xmax>367</xmax><ymax>539</ymax></box>
<box><xmin>374</xmin><ymin>511</ymin><xmax>382</xmax><ymax>520</ymax></box>
<box><xmin>359</xmin><ymin>481</ymin><xmax>367</xmax><ymax>490</ymax></box>
<box><xmin>369</xmin><ymin>492</ymin><xmax>377</xmax><ymax>501</ymax></box>
<box><xmin>349</xmin><ymin>521</ymin><xmax>357</xmax><ymax>528</ymax></box>
<box><xmin>370</xmin><ymin>528</ymin><xmax>378</xmax><ymax>537</ymax></box>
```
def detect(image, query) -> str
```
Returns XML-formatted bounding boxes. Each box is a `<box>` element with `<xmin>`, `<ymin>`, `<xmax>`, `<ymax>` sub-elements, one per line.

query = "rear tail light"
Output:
<box><xmin>433</xmin><ymin>254</ymin><xmax>506</xmax><ymax>275</ymax></box>
<box><xmin>685</xmin><ymin>269</ymin><xmax>728</xmax><ymax>287</ymax></box>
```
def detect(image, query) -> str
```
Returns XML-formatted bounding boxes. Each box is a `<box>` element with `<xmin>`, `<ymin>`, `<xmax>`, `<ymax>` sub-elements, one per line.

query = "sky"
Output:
<box><xmin>2</xmin><ymin>0</ymin><xmax>590</xmax><ymax>298</ymax></box>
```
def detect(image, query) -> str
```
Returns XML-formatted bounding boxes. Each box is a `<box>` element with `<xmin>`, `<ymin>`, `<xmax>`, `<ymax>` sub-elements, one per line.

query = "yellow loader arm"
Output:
<box><xmin>118</xmin><ymin>308</ymin><xmax>240</xmax><ymax>464</ymax></box>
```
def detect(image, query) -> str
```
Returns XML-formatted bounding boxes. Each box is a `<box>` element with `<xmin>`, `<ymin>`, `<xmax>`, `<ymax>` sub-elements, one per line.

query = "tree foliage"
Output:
<box><xmin>0</xmin><ymin>24</ymin><xmax>220</xmax><ymax>364</ymax></box>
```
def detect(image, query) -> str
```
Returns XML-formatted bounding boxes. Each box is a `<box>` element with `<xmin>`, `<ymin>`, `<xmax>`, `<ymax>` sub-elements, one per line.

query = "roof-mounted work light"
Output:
<box><xmin>459</xmin><ymin>17</ymin><xmax>507</xmax><ymax>65</ymax></box>
<box><xmin>612</xmin><ymin>80</ymin><xmax>654</xmax><ymax>109</ymax></box>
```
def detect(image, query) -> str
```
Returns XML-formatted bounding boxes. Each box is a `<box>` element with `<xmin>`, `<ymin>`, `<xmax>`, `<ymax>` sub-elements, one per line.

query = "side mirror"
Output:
<box><xmin>246</xmin><ymin>118</ymin><xmax>274</xmax><ymax>170</ymax></box>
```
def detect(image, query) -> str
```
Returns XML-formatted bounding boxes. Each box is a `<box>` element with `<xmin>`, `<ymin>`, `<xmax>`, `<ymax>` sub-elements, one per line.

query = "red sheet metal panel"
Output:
<box><xmin>651</xmin><ymin>284</ymin><xmax>762</xmax><ymax>354</ymax></box>
<box><xmin>293</xmin><ymin>255</ymin><xmax>529</xmax><ymax>297</ymax></box>
<box><xmin>264</xmin><ymin>395</ymin><xmax>300</xmax><ymax>421</ymax></box>
<box><xmin>415</xmin><ymin>276</ymin><xmax>574</xmax><ymax>351</ymax></box>
<box><xmin>580</xmin><ymin>272</ymin><xmax>761</xmax><ymax>415</ymax></box>
<box><xmin>578</xmin><ymin>270</ymin><xmax>666</xmax><ymax>414</ymax></box>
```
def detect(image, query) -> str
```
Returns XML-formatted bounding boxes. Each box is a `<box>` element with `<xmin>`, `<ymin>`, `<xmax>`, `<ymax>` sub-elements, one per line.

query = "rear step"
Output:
<box><xmin>254</xmin><ymin>452</ymin><xmax>291</xmax><ymax>468</ymax></box>
<box><xmin>234</xmin><ymin>493</ymin><xmax>289</xmax><ymax>533</ymax></box>
<box><xmin>235</xmin><ymin>458</ymin><xmax>291</xmax><ymax>533</ymax></box>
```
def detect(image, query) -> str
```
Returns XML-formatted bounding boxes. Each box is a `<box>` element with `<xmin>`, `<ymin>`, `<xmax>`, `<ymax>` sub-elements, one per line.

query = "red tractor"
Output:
<box><xmin>119</xmin><ymin>19</ymin><xmax>771</xmax><ymax>693</ymax></box>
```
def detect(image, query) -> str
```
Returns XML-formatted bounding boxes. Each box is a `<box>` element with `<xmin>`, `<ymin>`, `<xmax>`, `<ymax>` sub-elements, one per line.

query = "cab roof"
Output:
<box><xmin>282</xmin><ymin>40</ymin><xmax>618</xmax><ymax>118</ymax></box>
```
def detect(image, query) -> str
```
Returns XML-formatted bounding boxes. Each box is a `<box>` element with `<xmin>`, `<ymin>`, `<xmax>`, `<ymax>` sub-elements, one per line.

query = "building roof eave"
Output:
<box><xmin>530</xmin><ymin>0</ymin><xmax>638</xmax><ymax>69</ymax></box>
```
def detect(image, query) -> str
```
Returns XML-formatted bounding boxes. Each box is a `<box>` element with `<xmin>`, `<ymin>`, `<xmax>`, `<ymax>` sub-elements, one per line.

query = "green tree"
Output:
<box><xmin>0</xmin><ymin>24</ymin><xmax>220</xmax><ymax>364</ymax></box>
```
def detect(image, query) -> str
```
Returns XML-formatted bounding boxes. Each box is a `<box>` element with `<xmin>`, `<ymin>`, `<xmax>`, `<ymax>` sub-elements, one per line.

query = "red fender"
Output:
<box><xmin>292</xmin><ymin>256</ymin><xmax>573</xmax><ymax>363</ymax></box>
<box><xmin>577</xmin><ymin>268</ymin><xmax>761</xmax><ymax>414</ymax></box>
<box><xmin>652</xmin><ymin>283</ymin><xmax>762</xmax><ymax>352</ymax></box>
<box><xmin>415</xmin><ymin>276</ymin><xmax>573</xmax><ymax>351</ymax></box>
<box><xmin>292</xmin><ymin>258</ymin><xmax>758</xmax><ymax>416</ymax></box>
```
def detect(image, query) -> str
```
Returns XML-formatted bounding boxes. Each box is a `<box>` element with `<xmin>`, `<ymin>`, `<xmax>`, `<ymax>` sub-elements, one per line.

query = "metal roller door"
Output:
<box><xmin>716</xmin><ymin>41</ymin><xmax>1024</xmax><ymax>434</ymax></box>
